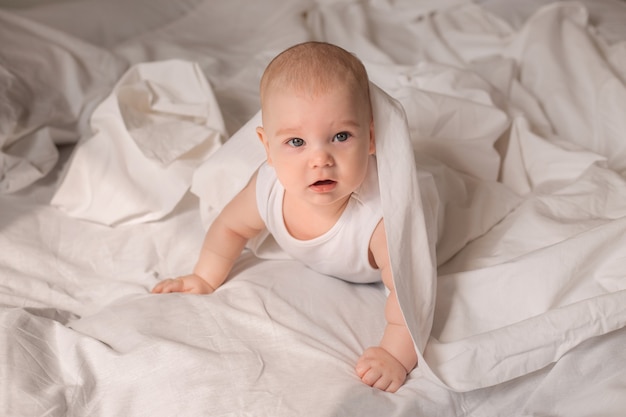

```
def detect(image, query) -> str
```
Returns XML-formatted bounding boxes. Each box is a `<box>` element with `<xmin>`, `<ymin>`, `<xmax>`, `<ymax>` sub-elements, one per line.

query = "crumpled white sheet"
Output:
<box><xmin>51</xmin><ymin>60</ymin><xmax>226</xmax><ymax>225</ymax></box>
<box><xmin>38</xmin><ymin>0</ymin><xmax>626</xmax><ymax>392</ymax></box>
<box><xmin>0</xmin><ymin>10</ymin><xmax>126</xmax><ymax>194</ymax></box>
<box><xmin>3</xmin><ymin>1</ymin><xmax>626</xmax><ymax>415</ymax></box>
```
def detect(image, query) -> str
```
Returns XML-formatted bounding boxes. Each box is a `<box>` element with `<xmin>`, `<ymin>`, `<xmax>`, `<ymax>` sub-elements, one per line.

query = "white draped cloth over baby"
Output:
<box><xmin>52</xmin><ymin>5</ymin><xmax>626</xmax><ymax>388</ymax></box>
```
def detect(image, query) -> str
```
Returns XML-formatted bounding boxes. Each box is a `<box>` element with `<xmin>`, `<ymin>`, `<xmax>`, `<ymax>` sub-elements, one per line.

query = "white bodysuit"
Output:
<box><xmin>255</xmin><ymin>156</ymin><xmax>383</xmax><ymax>284</ymax></box>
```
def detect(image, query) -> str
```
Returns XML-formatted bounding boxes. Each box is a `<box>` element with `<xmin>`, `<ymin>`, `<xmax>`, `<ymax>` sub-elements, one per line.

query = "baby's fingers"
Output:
<box><xmin>355</xmin><ymin>347</ymin><xmax>407</xmax><ymax>393</ymax></box>
<box><xmin>359</xmin><ymin>366</ymin><xmax>384</xmax><ymax>387</ymax></box>
<box><xmin>151</xmin><ymin>278</ymin><xmax>183</xmax><ymax>294</ymax></box>
<box><xmin>360</xmin><ymin>367</ymin><xmax>402</xmax><ymax>393</ymax></box>
<box><xmin>355</xmin><ymin>357</ymin><xmax>370</xmax><ymax>379</ymax></box>
<box><xmin>356</xmin><ymin>357</ymin><xmax>387</xmax><ymax>388</ymax></box>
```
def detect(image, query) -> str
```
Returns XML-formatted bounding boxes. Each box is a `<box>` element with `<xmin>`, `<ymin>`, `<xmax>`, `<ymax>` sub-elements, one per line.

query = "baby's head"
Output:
<box><xmin>259</xmin><ymin>41</ymin><xmax>372</xmax><ymax>122</ymax></box>
<box><xmin>256</xmin><ymin>42</ymin><xmax>375</xmax><ymax>208</ymax></box>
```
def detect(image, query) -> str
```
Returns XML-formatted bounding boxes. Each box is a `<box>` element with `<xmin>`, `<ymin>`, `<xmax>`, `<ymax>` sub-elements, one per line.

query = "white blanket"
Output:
<box><xmin>3</xmin><ymin>0</ymin><xmax>626</xmax><ymax>415</ymax></box>
<box><xmin>51</xmin><ymin>1</ymin><xmax>626</xmax><ymax>391</ymax></box>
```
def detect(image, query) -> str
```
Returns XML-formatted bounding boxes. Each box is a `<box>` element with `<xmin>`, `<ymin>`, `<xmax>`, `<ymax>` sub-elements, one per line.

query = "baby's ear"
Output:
<box><xmin>256</xmin><ymin>127</ymin><xmax>273</xmax><ymax>164</ymax></box>
<box><xmin>256</xmin><ymin>126</ymin><xmax>265</xmax><ymax>143</ymax></box>
<box><xmin>368</xmin><ymin>119</ymin><xmax>376</xmax><ymax>155</ymax></box>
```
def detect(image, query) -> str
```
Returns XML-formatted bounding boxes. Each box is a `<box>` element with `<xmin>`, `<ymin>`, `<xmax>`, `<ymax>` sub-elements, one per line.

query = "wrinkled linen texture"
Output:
<box><xmin>2</xmin><ymin>1</ymin><xmax>626</xmax><ymax>416</ymax></box>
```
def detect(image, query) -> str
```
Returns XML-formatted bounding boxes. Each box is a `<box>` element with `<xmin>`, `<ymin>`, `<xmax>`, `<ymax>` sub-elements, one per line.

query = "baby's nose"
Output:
<box><xmin>309</xmin><ymin>147</ymin><xmax>334</xmax><ymax>168</ymax></box>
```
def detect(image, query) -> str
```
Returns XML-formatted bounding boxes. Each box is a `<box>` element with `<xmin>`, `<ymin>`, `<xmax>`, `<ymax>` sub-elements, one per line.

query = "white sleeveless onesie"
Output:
<box><xmin>255</xmin><ymin>156</ymin><xmax>382</xmax><ymax>284</ymax></box>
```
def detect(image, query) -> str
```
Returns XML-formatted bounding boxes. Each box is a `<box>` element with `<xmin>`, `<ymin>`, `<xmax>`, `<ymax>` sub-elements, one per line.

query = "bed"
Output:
<box><xmin>2</xmin><ymin>0</ymin><xmax>626</xmax><ymax>415</ymax></box>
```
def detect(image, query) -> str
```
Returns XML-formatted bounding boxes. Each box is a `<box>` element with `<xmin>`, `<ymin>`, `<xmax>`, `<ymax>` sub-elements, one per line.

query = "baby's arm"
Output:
<box><xmin>152</xmin><ymin>173</ymin><xmax>265</xmax><ymax>294</ymax></box>
<box><xmin>355</xmin><ymin>219</ymin><xmax>417</xmax><ymax>392</ymax></box>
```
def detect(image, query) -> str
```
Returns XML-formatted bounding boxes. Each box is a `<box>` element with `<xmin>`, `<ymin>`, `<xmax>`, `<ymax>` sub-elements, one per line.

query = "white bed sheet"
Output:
<box><xmin>2</xmin><ymin>0</ymin><xmax>626</xmax><ymax>416</ymax></box>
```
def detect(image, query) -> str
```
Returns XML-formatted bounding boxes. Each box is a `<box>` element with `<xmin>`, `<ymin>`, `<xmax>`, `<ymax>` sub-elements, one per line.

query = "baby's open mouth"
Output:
<box><xmin>312</xmin><ymin>179</ymin><xmax>335</xmax><ymax>186</ymax></box>
<box><xmin>310</xmin><ymin>179</ymin><xmax>337</xmax><ymax>192</ymax></box>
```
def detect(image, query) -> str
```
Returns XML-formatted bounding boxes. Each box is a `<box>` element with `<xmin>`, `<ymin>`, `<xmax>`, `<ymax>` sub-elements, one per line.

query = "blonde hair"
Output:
<box><xmin>260</xmin><ymin>42</ymin><xmax>371</xmax><ymax>118</ymax></box>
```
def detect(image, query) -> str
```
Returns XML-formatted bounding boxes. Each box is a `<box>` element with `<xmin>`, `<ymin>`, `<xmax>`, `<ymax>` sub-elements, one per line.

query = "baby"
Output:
<box><xmin>152</xmin><ymin>41</ymin><xmax>417</xmax><ymax>392</ymax></box>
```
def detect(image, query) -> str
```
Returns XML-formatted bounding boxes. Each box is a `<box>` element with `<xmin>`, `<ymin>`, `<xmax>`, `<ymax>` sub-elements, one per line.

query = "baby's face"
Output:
<box><xmin>257</xmin><ymin>84</ymin><xmax>374</xmax><ymax>209</ymax></box>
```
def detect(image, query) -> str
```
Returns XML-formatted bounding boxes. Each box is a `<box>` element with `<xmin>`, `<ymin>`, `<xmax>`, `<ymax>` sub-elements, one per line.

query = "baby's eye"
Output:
<box><xmin>333</xmin><ymin>132</ymin><xmax>350</xmax><ymax>142</ymax></box>
<box><xmin>287</xmin><ymin>138</ymin><xmax>305</xmax><ymax>147</ymax></box>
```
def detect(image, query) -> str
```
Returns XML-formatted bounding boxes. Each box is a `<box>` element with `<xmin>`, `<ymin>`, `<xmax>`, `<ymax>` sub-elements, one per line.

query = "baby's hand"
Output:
<box><xmin>151</xmin><ymin>274</ymin><xmax>216</xmax><ymax>294</ymax></box>
<box><xmin>355</xmin><ymin>346</ymin><xmax>408</xmax><ymax>393</ymax></box>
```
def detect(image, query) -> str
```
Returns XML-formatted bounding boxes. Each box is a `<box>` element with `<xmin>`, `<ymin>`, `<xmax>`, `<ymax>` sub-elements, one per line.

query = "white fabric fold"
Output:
<box><xmin>0</xmin><ymin>10</ymin><xmax>126</xmax><ymax>193</ymax></box>
<box><xmin>51</xmin><ymin>60</ymin><xmax>226</xmax><ymax>226</ymax></box>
